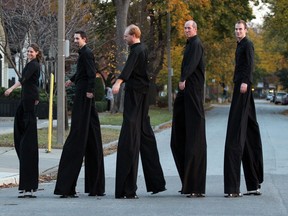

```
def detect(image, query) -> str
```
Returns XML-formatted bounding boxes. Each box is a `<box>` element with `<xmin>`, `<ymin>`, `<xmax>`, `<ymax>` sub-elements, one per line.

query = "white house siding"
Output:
<box><xmin>0</xmin><ymin>17</ymin><xmax>9</xmax><ymax>88</ymax></box>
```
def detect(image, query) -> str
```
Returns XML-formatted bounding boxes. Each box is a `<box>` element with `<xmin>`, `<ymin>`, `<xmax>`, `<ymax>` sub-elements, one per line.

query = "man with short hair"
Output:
<box><xmin>112</xmin><ymin>24</ymin><xmax>166</xmax><ymax>199</ymax></box>
<box><xmin>54</xmin><ymin>31</ymin><xmax>105</xmax><ymax>198</ymax></box>
<box><xmin>224</xmin><ymin>20</ymin><xmax>264</xmax><ymax>198</ymax></box>
<box><xmin>170</xmin><ymin>20</ymin><xmax>207</xmax><ymax>198</ymax></box>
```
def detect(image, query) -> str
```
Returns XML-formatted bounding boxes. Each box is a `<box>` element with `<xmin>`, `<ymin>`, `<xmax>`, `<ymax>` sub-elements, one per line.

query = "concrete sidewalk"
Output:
<box><xmin>0</xmin><ymin>116</ymin><xmax>164</xmax><ymax>187</ymax></box>
<box><xmin>0</xmin><ymin>147</ymin><xmax>62</xmax><ymax>186</ymax></box>
<box><xmin>0</xmin><ymin>116</ymin><xmax>122</xmax><ymax>186</ymax></box>
<box><xmin>0</xmin><ymin>143</ymin><xmax>117</xmax><ymax>187</ymax></box>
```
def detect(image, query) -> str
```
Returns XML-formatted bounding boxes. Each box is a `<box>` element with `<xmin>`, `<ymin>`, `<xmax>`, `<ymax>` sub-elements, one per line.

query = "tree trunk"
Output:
<box><xmin>112</xmin><ymin>0</ymin><xmax>130</xmax><ymax>112</ymax></box>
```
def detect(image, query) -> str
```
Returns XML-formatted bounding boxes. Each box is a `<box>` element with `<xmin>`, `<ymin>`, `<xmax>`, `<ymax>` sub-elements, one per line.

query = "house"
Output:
<box><xmin>0</xmin><ymin>17</ymin><xmax>9</xmax><ymax>88</ymax></box>
<box><xmin>0</xmin><ymin>0</ymin><xmax>27</xmax><ymax>88</ymax></box>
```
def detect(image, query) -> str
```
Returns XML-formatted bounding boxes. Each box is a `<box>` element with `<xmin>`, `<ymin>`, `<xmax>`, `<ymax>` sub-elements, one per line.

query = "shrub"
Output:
<box><xmin>0</xmin><ymin>87</ymin><xmax>5</xmax><ymax>96</ymax></box>
<box><xmin>95</xmin><ymin>77</ymin><xmax>105</xmax><ymax>101</ymax></box>
<box><xmin>66</xmin><ymin>77</ymin><xmax>106</xmax><ymax>111</ymax></box>
<box><xmin>95</xmin><ymin>101</ymin><xmax>107</xmax><ymax>112</ymax></box>
<box><xmin>156</xmin><ymin>96</ymin><xmax>168</xmax><ymax>108</ymax></box>
<box><xmin>0</xmin><ymin>87</ymin><xmax>51</xmax><ymax>103</ymax></box>
<box><xmin>0</xmin><ymin>87</ymin><xmax>21</xmax><ymax>99</ymax></box>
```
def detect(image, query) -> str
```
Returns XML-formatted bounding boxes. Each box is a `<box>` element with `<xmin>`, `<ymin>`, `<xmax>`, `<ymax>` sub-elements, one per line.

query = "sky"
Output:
<box><xmin>250</xmin><ymin>0</ymin><xmax>270</xmax><ymax>25</ymax></box>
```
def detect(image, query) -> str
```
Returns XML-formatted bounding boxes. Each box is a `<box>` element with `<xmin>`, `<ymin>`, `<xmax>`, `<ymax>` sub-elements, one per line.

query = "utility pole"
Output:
<box><xmin>167</xmin><ymin>2</ymin><xmax>173</xmax><ymax>113</ymax></box>
<box><xmin>57</xmin><ymin>0</ymin><xmax>65</xmax><ymax>145</ymax></box>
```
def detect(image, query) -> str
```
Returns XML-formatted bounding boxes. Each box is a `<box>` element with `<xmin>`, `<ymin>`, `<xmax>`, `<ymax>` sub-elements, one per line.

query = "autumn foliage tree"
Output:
<box><xmin>261</xmin><ymin>0</ymin><xmax>288</xmax><ymax>90</ymax></box>
<box><xmin>156</xmin><ymin>0</ymin><xmax>255</xmax><ymax>99</ymax></box>
<box><xmin>2</xmin><ymin>0</ymin><xmax>286</xmax><ymax>106</ymax></box>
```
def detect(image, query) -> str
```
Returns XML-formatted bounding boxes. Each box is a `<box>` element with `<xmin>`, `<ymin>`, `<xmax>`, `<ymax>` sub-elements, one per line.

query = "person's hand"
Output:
<box><xmin>65</xmin><ymin>80</ymin><xmax>73</xmax><ymax>87</ymax></box>
<box><xmin>86</xmin><ymin>92</ymin><xmax>94</xmax><ymax>98</ymax></box>
<box><xmin>112</xmin><ymin>83</ymin><xmax>121</xmax><ymax>94</ymax></box>
<box><xmin>4</xmin><ymin>88</ymin><xmax>13</xmax><ymax>96</ymax></box>
<box><xmin>240</xmin><ymin>83</ymin><xmax>248</xmax><ymax>94</ymax></box>
<box><xmin>179</xmin><ymin>81</ymin><xmax>186</xmax><ymax>90</ymax></box>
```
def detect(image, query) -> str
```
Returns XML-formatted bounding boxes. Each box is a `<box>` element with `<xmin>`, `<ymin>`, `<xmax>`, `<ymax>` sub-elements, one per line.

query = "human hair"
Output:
<box><xmin>29</xmin><ymin>43</ymin><xmax>43</xmax><ymax>62</ymax></box>
<box><xmin>126</xmin><ymin>24</ymin><xmax>141</xmax><ymax>38</ymax></box>
<box><xmin>236</xmin><ymin>20</ymin><xmax>247</xmax><ymax>29</ymax></box>
<box><xmin>191</xmin><ymin>20</ymin><xmax>197</xmax><ymax>29</ymax></box>
<box><xmin>75</xmin><ymin>30</ymin><xmax>88</xmax><ymax>42</ymax></box>
<box><xmin>186</xmin><ymin>20</ymin><xmax>197</xmax><ymax>30</ymax></box>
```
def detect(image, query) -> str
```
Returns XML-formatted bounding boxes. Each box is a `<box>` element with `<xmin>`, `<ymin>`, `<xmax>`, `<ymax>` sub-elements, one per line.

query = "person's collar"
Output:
<box><xmin>237</xmin><ymin>36</ymin><xmax>247</xmax><ymax>43</ymax></box>
<box><xmin>28</xmin><ymin>58</ymin><xmax>37</xmax><ymax>63</ymax></box>
<box><xmin>237</xmin><ymin>36</ymin><xmax>247</xmax><ymax>44</ymax></box>
<box><xmin>130</xmin><ymin>42</ymin><xmax>141</xmax><ymax>49</ymax></box>
<box><xmin>186</xmin><ymin>35</ymin><xmax>197</xmax><ymax>43</ymax></box>
<box><xmin>78</xmin><ymin>44</ymin><xmax>87</xmax><ymax>53</ymax></box>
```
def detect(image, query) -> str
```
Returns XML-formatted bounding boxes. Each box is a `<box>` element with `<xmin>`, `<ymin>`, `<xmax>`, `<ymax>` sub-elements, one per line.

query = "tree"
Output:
<box><xmin>258</xmin><ymin>0</ymin><xmax>288</xmax><ymax>90</ymax></box>
<box><xmin>156</xmin><ymin>0</ymin><xmax>256</xmax><ymax>98</ymax></box>
<box><xmin>248</xmin><ymin>27</ymin><xmax>283</xmax><ymax>88</ymax></box>
<box><xmin>0</xmin><ymin>0</ymin><xmax>54</xmax><ymax>78</ymax></box>
<box><xmin>0</xmin><ymin>0</ymin><xmax>102</xmax><ymax>90</ymax></box>
<box><xmin>110</xmin><ymin>0</ymin><xmax>130</xmax><ymax>112</ymax></box>
<box><xmin>262</xmin><ymin>0</ymin><xmax>288</xmax><ymax>58</ymax></box>
<box><xmin>112</xmin><ymin>0</ymin><xmax>130</xmax><ymax>73</ymax></box>
<box><xmin>197</xmin><ymin>0</ymin><xmax>255</xmax><ymax>91</ymax></box>
<box><xmin>276</xmin><ymin>68</ymin><xmax>288</xmax><ymax>90</ymax></box>
<box><xmin>1</xmin><ymin>0</ymin><xmax>262</xmax><ymax>106</ymax></box>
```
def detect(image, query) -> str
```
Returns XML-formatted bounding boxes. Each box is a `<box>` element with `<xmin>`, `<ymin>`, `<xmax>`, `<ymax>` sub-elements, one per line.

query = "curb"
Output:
<box><xmin>0</xmin><ymin>173</ymin><xmax>19</xmax><ymax>187</ymax></box>
<box><xmin>0</xmin><ymin>121</ymin><xmax>173</xmax><ymax>187</ymax></box>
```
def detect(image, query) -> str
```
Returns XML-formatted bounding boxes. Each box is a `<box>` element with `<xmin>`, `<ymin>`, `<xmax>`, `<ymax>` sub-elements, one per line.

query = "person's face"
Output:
<box><xmin>184</xmin><ymin>22</ymin><xmax>197</xmax><ymax>38</ymax></box>
<box><xmin>74</xmin><ymin>33</ymin><xmax>86</xmax><ymax>48</ymax></box>
<box><xmin>123</xmin><ymin>29</ymin><xmax>134</xmax><ymax>46</ymax></box>
<box><xmin>27</xmin><ymin>47</ymin><xmax>38</xmax><ymax>61</ymax></box>
<box><xmin>235</xmin><ymin>23</ymin><xmax>247</xmax><ymax>41</ymax></box>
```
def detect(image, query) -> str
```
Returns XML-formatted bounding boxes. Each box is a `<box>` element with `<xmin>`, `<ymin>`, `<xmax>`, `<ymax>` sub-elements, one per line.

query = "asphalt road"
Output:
<box><xmin>0</xmin><ymin>100</ymin><xmax>288</xmax><ymax>216</ymax></box>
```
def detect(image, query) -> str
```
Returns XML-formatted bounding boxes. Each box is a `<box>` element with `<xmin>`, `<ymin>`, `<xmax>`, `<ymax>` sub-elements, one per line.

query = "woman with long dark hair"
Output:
<box><xmin>5</xmin><ymin>43</ymin><xmax>42</xmax><ymax>198</ymax></box>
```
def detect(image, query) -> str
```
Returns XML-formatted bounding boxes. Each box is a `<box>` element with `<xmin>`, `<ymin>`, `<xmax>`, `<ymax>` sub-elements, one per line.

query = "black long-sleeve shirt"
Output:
<box><xmin>180</xmin><ymin>35</ymin><xmax>205</xmax><ymax>85</ymax></box>
<box><xmin>233</xmin><ymin>37</ymin><xmax>254</xmax><ymax>84</ymax></box>
<box><xmin>70</xmin><ymin>45</ymin><xmax>96</xmax><ymax>92</ymax></box>
<box><xmin>19</xmin><ymin>58</ymin><xmax>40</xmax><ymax>100</ymax></box>
<box><xmin>118</xmin><ymin>43</ymin><xmax>150</xmax><ymax>93</ymax></box>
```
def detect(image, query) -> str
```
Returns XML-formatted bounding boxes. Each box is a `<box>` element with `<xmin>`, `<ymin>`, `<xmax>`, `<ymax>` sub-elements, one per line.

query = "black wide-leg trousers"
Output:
<box><xmin>14</xmin><ymin>99</ymin><xmax>39</xmax><ymax>191</ymax></box>
<box><xmin>54</xmin><ymin>89</ymin><xmax>105</xmax><ymax>196</ymax></box>
<box><xmin>224</xmin><ymin>83</ymin><xmax>263</xmax><ymax>194</ymax></box>
<box><xmin>171</xmin><ymin>89</ymin><xmax>207</xmax><ymax>194</ymax></box>
<box><xmin>115</xmin><ymin>89</ymin><xmax>166</xmax><ymax>198</ymax></box>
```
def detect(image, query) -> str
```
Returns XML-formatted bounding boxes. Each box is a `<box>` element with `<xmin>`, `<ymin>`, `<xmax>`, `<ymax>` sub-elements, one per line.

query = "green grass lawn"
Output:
<box><xmin>99</xmin><ymin>106</ymin><xmax>172</xmax><ymax>126</ymax></box>
<box><xmin>0</xmin><ymin>127</ymin><xmax>121</xmax><ymax>149</ymax></box>
<box><xmin>0</xmin><ymin>107</ymin><xmax>172</xmax><ymax>149</ymax></box>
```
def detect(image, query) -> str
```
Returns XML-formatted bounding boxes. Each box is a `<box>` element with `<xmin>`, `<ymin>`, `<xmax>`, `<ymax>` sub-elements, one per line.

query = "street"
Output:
<box><xmin>0</xmin><ymin>100</ymin><xmax>288</xmax><ymax>216</ymax></box>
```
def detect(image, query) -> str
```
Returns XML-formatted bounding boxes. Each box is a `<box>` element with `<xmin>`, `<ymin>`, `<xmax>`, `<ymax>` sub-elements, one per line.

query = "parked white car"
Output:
<box><xmin>266</xmin><ymin>93</ymin><xmax>274</xmax><ymax>101</ymax></box>
<box><xmin>274</xmin><ymin>92</ymin><xmax>287</xmax><ymax>104</ymax></box>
